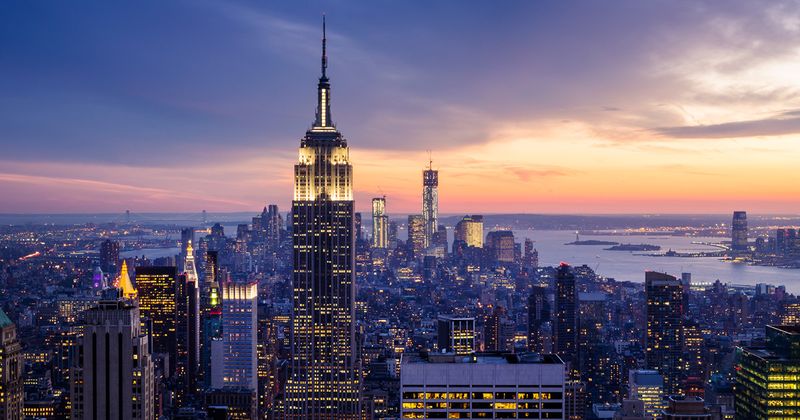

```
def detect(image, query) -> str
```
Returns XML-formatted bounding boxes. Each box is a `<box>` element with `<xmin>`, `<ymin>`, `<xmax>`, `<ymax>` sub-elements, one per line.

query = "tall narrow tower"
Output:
<box><xmin>422</xmin><ymin>157</ymin><xmax>439</xmax><ymax>248</ymax></box>
<box><xmin>285</xmin><ymin>17</ymin><xmax>360</xmax><ymax>418</ymax></box>
<box><xmin>372</xmin><ymin>196</ymin><xmax>388</xmax><ymax>249</ymax></box>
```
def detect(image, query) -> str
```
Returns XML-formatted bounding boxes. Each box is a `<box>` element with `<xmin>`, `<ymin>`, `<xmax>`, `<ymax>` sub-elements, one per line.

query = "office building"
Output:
<box><xmin>372</xmin><ymin>197</ymin><xmax>389</xmax><ymax>249</ymax></box>
<box><xmin>70</xmin><ymin>299</ymin><xmax>154</xmax><ymax>420</ymax></box>
<box><xmin>528</xmin><ymin>286</ymin><xmax>550</xmax><ymax>353</ymax></box>
<box><xmin>99</xmin><ymin>239</ymin><xmax>120</xmax><ymax>273</ymax></box>
<box><xmin>177</xmin><ymin>241</ymin><xmax>201</xmax><ymax>395</ymax></box>
<box><xmin>645</xmin><ymin>271</ymin><xmax>685</xmax><ymax>395</ymax></box>
<box><xmin>524</xmin><ymin>238</ymin><xmax>539</xmax><ymax>269</ymax></box>
<box><xmin>401</xmin><ymin>352</ymin><xmax>565</xmax><ymax>419</ymax></box>
<box><xmin>204</xmin><ymin>388</ymin><xmax>257</xmax><ymax>420</ymax></box>
<box><xmin>662</xmin><ymin>395</ymin><xmax>712</xmax><ymax>419</ymax></box>
<box><xmin>407</xmin><ymin>215</ymin><xmax>426</xmax><ymax>258</ymax></box>
<box><xmin>135</xmin><ymin>266</ymin><xmax>178</xmax><ymax>372</ymax></box>
<box><xmin>484</xmin><ymin>306</ymin><xmax>515</xmax><ymax>352</ymax></box>
<box><xmin>486</xmin><ymin>230</ymin><xmax>516</xmax><ymax>263</ymax></box>
<box><xmin>629</xmin><ymin>370</ymin><xmax>665</xmax><ymax>419</ymax></box>
<box><xmin>731</xmin><ymin>211</ymin><xmax>748</xmax><ymax>251</ymax></box>
<box><xmin>284</xmin><ymin>19</ymin><xmax>360</xmax><ymax>417</ymax></box>
<box><xmin>454</xmin><ymin>215</ymin><xmax>484</xmax><ymax>248</ymax></box>
<box><xmin>437</xmin><ymin>315</ymin><xmax>475</xmax><ymax>355</ymax></box>
<box><xmin>422</xmin><ymin>160</ymin><xmax>439</xmax><ymax>248</ymax></box>
<box><xmin>554</xmin><ymin>263</ymin><xmax>577</xmax><ymax>366</ymax></box>
<box><xmin>736</xmin><ymin>325</ymin><xmax>800</xmax><ymax>419</ymax></box>
<box><xmin>0</xmin><ymin>309</ymin><xmax>23</xmax><ymax>420</ymax></box>
<box><xmin>217</xmin><ymin>282</ymin><xmax>257</xmax><ymax>391</ymax></box>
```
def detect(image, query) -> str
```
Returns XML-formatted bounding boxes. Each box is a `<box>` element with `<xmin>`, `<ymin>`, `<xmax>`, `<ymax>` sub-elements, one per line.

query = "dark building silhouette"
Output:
<box><xmin>99</xmin><ymin>239</ymin><xmax>120</xmax><ymax>273</ymax></box>
<box><xmin>554</xmin><ymin>263</ymin><xmax>577</xmax><ymax>367</ymax></box>
<box><xmin>527</xmin><ymin>286</ymin><xmax>550</xmax><ymax>352</ymax></box>
<box><xmin>645</xmin><ymin>271</ymin><xmax>685</xmax><ymax>396</ymax></box>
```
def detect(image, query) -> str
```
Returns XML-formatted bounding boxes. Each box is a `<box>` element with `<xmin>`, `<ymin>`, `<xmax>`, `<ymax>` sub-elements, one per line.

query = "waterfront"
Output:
<box><xmin>513</xmin><ymin>229</ymin><xmax>800</xmax><ymax>291</ymax></box>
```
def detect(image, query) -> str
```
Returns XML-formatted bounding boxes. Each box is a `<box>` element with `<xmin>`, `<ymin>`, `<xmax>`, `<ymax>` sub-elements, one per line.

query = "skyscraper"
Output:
<box><xmin>736</xmin><ymin>325</ymin><xmax>800</xmax><ymax>420</ymax></box>
<box><xmin>486</xmin><ymin>230</ymin><xmax>515</xmax><ymax>263</ymax></box>
<box><xmin>528</xmin><ymin>285</ymin><xmax>550</xmax><ymax>352</ymax></box>
<box><xmin>484</xmin><ymin>306</ymin><xmax>515</xmax><ymax>352</ymax></box>
<box><xmin>554</xmin><ymin>263</ymin><xmax>577</xmax><ymax>367</ymax></box>
<box><xmin>177</xmin><ymin>241</ymin><xmax>201</xmax><ymax>395</ymax></box>
<box><xmin>422</xmin><ymin>159</ymin><xmax>438</xmax><ymax>248</ymax></box>
<box><xmin>371</xmin><ymin>197</ymin><xmax>388</xmax><ymax>249</ymax></box>
<box><xmin>218</xmin><ymin>282</ymin><xmax>257</xmax><ymax>391</ymax></box>
<box><xmin>454</xmin><ymin>215</ymin><xmax>483</xmax><ymax>248</ymax></box>
<box><xmin>0</xmin><ymin>309</ymin><xmax>23</xmax><ymax>420</ymax></box>
<box><xmin>731</xmin><ymin>211</ymin><xmax>748</xmax><ymax>251</ymax></box>
<box><xmin>70</xmin><ymin>299</ymin><xmax>155</xmax><ymax>420</ymax></box>
<box><xmin>628</xmin><ymin>370</ymin><xmax>665</xmax><ymax>419</ymax></box>
<box><xmin>645</xmin><ymin>271</ymin><xmax>685</xmax><ymax>396</ymax></box>
<box><xmin>135</xmin><ymin>266</ymin><xmax>178</xmax><ymax>372</ymax></box>
<box><xmin>99</xmin><ymin>239</ymin><xmax>119</xmax><ymax>273</ymax></box>
<box><xmin>437</xmin><ymin>315</ymin><xmax>476</xmax><ymax>355</ymax></box>
<box><xmin>285</xmin><ymin>18</ymin><xmax>360</xmax><ymax>418</ymax></box>
<box><xmin>407</xmin><ymin>215</ymin><xmax>426</xmax><ymax>258</ymax></box>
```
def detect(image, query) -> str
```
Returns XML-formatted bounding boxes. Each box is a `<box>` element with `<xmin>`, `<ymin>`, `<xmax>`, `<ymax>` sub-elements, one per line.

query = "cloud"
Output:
<box><xmin>653</xmin><ymin>112</ymin><xmax>800</xmax><ymax>139</ymax></box>
<box><xmin>504</xmin><ymin>167</ymin><xmax>572</xmax><ymax>181</ymax></box>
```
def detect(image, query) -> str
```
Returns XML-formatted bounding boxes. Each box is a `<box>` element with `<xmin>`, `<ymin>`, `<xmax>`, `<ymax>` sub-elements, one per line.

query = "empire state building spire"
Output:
<box><xmin>313</xmin><ymin>15</ymin><xmax>334</xmax><ymax>130</ymax></box>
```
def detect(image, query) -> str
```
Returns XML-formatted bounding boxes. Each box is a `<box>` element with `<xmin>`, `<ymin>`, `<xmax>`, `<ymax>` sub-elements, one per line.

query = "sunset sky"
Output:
<box><xmin>2</xmin><ymin>1</ymin><xmax>800</xmax><ymax>214</ymax></box>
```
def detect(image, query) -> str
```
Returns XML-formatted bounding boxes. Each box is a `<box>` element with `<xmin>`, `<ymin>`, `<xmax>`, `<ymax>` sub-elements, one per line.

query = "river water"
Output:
<box><xmin>512</xmin><ymin>229</ymin><xmax>800</xmax><ymax>292</ymax></box>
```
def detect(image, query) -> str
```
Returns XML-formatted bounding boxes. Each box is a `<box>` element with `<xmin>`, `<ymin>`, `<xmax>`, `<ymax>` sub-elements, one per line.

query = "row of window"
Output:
<box><xmin>403</xmin><ymin>392</ymin><xmax>563</xmax><ymax>401</ymax></box>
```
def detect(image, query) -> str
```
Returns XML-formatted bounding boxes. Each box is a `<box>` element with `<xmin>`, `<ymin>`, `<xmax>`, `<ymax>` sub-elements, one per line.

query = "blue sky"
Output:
<box><xmin>2</xmin><ymin>1</ymin><xmax>800</xmax><ymax>213</ymax></box>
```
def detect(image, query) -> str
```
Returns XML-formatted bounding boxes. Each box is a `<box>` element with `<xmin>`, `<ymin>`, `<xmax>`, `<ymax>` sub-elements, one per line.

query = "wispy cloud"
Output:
<box><xmin>653</xmin><ymin>111</ymin><xmax>800</xmax><ymax>139</ymax></box>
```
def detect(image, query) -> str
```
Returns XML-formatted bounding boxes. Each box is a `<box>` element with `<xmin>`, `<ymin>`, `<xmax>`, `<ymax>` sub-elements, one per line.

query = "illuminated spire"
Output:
<box><xmin>116</xmin><ymin>260</ymin><xmax>137</xmax><ymax>299</ymax></box>
<box><xmin>313</xmin><ymin>15</ymin><xmax>334</xmax><ymax>130</ymax></box>
<box><xmin>184</xmin><ymin>240</ymin><xmax>198</xmax><ymax>284</ymax></box>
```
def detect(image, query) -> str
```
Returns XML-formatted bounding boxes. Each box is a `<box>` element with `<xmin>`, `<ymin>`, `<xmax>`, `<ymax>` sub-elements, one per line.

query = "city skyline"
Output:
<box><xmin>3</xmin><ymin>1</ymin><xmax>800</xmax><ymax>214</ymax></box>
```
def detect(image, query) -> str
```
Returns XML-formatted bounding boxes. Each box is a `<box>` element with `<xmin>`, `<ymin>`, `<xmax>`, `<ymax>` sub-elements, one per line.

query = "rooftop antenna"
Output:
<box><xmin>321</xmin><ymin>14</ymin><xmax>327</xmax><ymax>79</ymax></box>
<box><xmin>427</xmin><ymin>150</ymin><xmax>433</xmax><ymax>170</ymax></box>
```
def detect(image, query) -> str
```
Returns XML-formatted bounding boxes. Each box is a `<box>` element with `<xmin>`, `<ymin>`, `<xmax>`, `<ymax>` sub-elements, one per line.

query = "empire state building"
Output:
<box><xmin>285</xmin><ymin>18</ymin><xmax>361</xmax><ymax>418</ymax></box>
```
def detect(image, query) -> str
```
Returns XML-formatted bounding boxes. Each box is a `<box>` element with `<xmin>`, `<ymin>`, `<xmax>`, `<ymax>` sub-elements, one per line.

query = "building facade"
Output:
<box><xmin>219</xmin><ymin>282</ymin><xmax>258</xmax><ymax>391</ymax></box>
<box><xmin>554</xmin><ymin>263</ymin><xmax>577</xmax><ymax>368</ymax></box>
<box><xmin>70</xmin><ymin>300</ymin><xmax>154</xmax><ymax>420</ymax></box>
<box><xmin>437</xmin><ymin>315</ymin><xmax>476</xmax><ymax>355</ymax></box>
<box><xmin>284</xmin><ymin>19</ymin><xmax>361</xmax><ymax>418</ymax></box>
<box><xmin>422</xmin><ymin>162</ymin><xmax>438</xmax><ymax>249</ymax></box>
<box><xmin>731</xmin><ymin>211</ymin><xmax>748</xmax><ymax>251</ymax></box>
<box><xmin>371</xmin><ymin>197</ymin><xmax>389</xmax><ymax>249</ymax></box>
<box><xmin>0</xmin><ymin>309</ymin><xmax>23</xmax><ymax>420</ymax></box>
<box><xmin>736</xmin><ymin>325</ymin><xmax>800</xmax><ymax>419</ymax></box>
<box><xmin>135</xmin><ymin>266</ymin><xmax>178</xmax><ymax>372</ymax></box>
<box><xmin>644</xmin><ymin>271</ymin><xmax>685</xmax><ymax>396</ymax></box>
<box><xmin>401</xmin><ymin>352</ymin><xmax>565</xmax><ymax>419</ymax></box>
<box><xmin>454</xmin><ymin>215</ymin><xmax>484</xmax><ymax>249</ymax></box>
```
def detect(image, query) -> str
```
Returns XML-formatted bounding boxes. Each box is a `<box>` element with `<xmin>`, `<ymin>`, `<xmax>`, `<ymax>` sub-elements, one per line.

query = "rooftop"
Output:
<box><xmin>0</xmin><ymin>307</ymin><xmax>12</xmax><ymax>328</ymax></box>
<box><xmin>405</xmin><ymin>351</ymin><xmax>563</xmax><ymax>365</ymax></box>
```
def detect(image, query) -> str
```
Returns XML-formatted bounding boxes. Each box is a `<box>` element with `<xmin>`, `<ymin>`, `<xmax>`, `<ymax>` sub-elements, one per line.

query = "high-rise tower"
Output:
<box><xmin>554</xmin><ymin>263</ymin><xmax>577</xmax><ymax>368</ymax></box>
<box><xmin>285</xmin><ymin>17</ymin><xmax>360</xmax><ymax>418</ymax></box>
<box><xmin>70</xmin><ymin>299</ymin><xmax>155</xmax><ymax>420</ymax></box>
<box><xmin>731</xmin><ymin>211</ymin><xmax>748</xmax><ymax>251</ymax></box>
<box><xmin>0</xmin><ymin>309</ymin><xmax>23</xmax><ymax>420</ymax></box>
<box><xmin>645</xmin><ymin>271</ymin><xmax>685</xmax><ymax>396</ymax></box>
<box><xmin>371</xmin><ymin>197</ymin><xmax>388</xmax><ymax>249</ymax></box>
<box><xmin>422</xmin><ymin>158</ymin><xmax>438</xmax><ymax>248</ymax></box>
